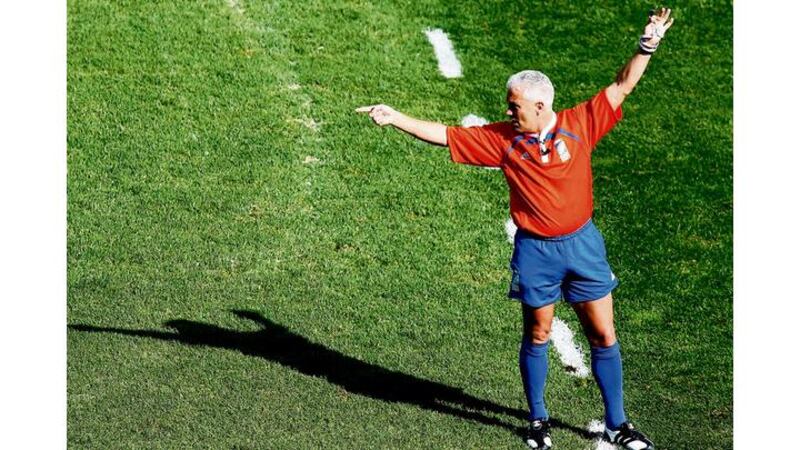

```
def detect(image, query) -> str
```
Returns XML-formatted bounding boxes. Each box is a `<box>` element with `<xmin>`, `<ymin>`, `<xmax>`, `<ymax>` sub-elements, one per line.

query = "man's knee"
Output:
<box><xmin>522</xmin><ymin>303</ymin><xmax>555</xmax><ymax>344</ymax></box>
<box><xmin>527</xmin><ymin>326</ymin><xmax>551</xmax><ymax>344</ymax></box>
<box><xmin>587</xmin><ymin>327</ymin><xmax>617</xmax><ymax>348</ymax></box>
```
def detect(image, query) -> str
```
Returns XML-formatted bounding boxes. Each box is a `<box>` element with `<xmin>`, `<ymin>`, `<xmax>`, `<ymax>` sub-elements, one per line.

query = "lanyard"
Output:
<box><xmin>524</xmin><ymin>113</ymin><xmax>557</xmax><ymax>163</ymax></box>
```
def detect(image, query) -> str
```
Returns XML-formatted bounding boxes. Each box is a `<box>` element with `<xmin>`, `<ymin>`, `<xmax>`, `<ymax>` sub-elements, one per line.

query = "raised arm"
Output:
<box><xmin>355</xmin><ymin>104</ymin><xmax>448</xmax><ymax>146</ymax></box>
<box><xmin>605</xmin><ymin>7</ymin><xmax>675</xmax><ymax>110</ymax></box>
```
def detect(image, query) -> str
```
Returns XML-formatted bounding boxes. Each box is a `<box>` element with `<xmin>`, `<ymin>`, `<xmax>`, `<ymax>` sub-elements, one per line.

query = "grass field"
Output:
<box><xmin>67</xmin><ymin>0</ymin><xmax>733</xmax><ymax>448</ymax></box>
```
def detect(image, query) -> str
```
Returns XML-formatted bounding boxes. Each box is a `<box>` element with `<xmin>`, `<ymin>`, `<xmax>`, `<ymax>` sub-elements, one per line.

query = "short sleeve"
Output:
<box><xmin>568</xmin><ymin>89</ymin><xmax>623</xmax><ymax>150</ymax></box>
<box><xmin>446</xmin><ymin>122</ymin><xmax>509</xmax><ymax>167</ymax></box>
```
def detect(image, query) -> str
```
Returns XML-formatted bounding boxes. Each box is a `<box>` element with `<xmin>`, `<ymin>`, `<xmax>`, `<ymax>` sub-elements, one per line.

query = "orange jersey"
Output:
<box><xmin>447</xmin><ymin>89</ymin><xmax>622</xmax><ymax>237</ymax></box>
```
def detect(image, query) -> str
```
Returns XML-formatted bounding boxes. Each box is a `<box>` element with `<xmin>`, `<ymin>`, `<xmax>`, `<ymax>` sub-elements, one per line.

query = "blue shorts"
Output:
<box><xmin>508</xmin><ymin>219</ymin><xmax>618</xmax><ymax>309</ymax></box>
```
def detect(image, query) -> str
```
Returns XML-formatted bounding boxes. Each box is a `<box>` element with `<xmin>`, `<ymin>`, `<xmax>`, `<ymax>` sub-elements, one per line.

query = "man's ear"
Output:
<box><xmin>535</xmin><ymin>101</ymin><xmax>545</xmax><ymax>111</ymax></box>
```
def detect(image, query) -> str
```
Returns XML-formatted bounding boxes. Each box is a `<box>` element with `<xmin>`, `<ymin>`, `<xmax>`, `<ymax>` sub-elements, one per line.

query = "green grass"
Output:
<box><xmin>68</xmin><ymin>0</ymin><xmax>732</xmax><ymax>448</ymax></box>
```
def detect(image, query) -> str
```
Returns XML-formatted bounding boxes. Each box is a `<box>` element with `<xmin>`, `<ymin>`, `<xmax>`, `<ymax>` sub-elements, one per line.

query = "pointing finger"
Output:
<box><xmin>355</xmin><ymin>106</ymin><xmax>375</xmax><ymax>113</ymax></box>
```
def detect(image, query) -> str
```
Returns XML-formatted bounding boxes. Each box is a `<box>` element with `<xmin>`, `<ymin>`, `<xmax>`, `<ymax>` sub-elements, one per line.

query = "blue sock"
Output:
<box><xmin>519</xmin><ymin>339</ymin><xmax>549</xmax><ymax>421</ymax></box>
<box><xmin>590</xmin><ymin>341</ymin><xmax>627</xmax><ymax>429</ymax></box>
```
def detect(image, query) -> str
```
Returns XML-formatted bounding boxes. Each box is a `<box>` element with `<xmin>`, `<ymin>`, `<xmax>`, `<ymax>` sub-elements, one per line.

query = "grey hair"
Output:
<box><xmin>506</xmin><ymin>70</ymin><xmax>555</xmax><ymax>109</ymax></box>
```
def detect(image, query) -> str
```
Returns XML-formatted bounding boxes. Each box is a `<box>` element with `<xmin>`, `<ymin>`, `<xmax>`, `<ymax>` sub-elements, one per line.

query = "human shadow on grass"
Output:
<box><xmin>69</xmin><ymin>310</ymin><xmax>594</xmax><ymax>440</ymax></box>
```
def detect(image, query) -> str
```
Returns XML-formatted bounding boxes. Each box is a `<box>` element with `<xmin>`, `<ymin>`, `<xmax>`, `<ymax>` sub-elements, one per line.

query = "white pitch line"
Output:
<box><xmin>423</xmin><ymin>28</ymin><xmax>462</xmax><ymax>78</ymax></box>
<box><xmin>594</xmin><ymin>438</ymin><xmax>616</xmax><ymax>450</ymax></box>
<box><xmin>588</xmin><ymin>419</ymin><xmax>605</xmax><ymax>434</ymax></box>
<box><xmin>505</xmin><ymin>217</ymin><xmax>517</xmax><ymax>244</ymax></box>
<box><xmin>551</xmin><ymin>317</ymin><xmax>590</xmax><ymax>377</ymax></box>
<box><xmin>587</xmin><ymin>420</ymin><xmax>615</xmax><ymax>450</ymax></box>
<box><xmin>460</xmin><ymin>113</ymin><xmax>488</xmax><ymax>127</ymax></box>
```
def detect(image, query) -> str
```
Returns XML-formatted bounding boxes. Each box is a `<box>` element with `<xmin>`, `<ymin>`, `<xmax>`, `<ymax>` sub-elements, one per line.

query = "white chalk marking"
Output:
<box><xmin>551</xmin><ymin>317</ymin><xmax>590</xmax><ymax>378</ymax></box>
<box><xmin>460</xmin><ymin>114</ymin><xmax>488</xmax><ymax>127</ymax></box>
<box><xmin>588</xmin><ymin>420</ymin><xmax>616</xmax><ymax>450</ymax></box>
<box><xmin>588</xmin><ymin>419</ymin><xmax>605</xmax><ymax>434</ymax></box>
<box><xmin>505</xmin><ymin>217</ymin><xmax>517</xmax><ymax>244</ymax></box>
<box><xmin>423</xmin><ymin>28</ymin><xmax>463</xmax><ymax>78</ymax></box>
<box><xmin>595</xmin><ymin>438</ymin><xmax>616</xmax><ymax>449</ymax></box>
<box><xmin>303</xmin><ymin>156</ymin><xmax>320</xmax><ymax>165</ymax></box>
<box><xmin>287</xmin><ymin>83</ymin><xmax>301</xmax><ymax>91</ymax></box>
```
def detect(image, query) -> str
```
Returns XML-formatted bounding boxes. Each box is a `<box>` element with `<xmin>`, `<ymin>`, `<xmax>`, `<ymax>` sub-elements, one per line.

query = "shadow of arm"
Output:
<box><xmin>68</xmin><ymin>324</ymin><xmax>180</xmax><ymax>342</ymax></box>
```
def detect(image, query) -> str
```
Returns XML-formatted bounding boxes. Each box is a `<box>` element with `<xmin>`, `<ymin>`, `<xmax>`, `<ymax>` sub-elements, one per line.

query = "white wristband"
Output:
<box><xmin>639</xmin><ymin>35</ymin><xmax>659</xmax><ymax>54</ymax></box>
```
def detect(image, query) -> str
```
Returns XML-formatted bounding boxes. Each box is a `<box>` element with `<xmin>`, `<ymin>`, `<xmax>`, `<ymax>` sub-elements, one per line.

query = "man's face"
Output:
<box><xmin>506</xmin><ymin>86</ymin><xmax>542</xmax><ymax>133</ymax></box>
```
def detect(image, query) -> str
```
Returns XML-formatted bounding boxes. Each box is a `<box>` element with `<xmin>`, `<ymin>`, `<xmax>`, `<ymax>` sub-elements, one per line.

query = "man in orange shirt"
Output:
<box><xmin>357</xmin><ymin>8</ymin><xmax>674</xmax><ymax>450</ymax></box>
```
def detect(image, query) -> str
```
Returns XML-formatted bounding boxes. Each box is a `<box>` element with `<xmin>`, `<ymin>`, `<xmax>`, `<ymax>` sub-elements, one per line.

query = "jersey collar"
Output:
<box><xmin>523</xmin><ymin>111</ymin><xmax>558</xmax><ymax>143</ymax></box>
